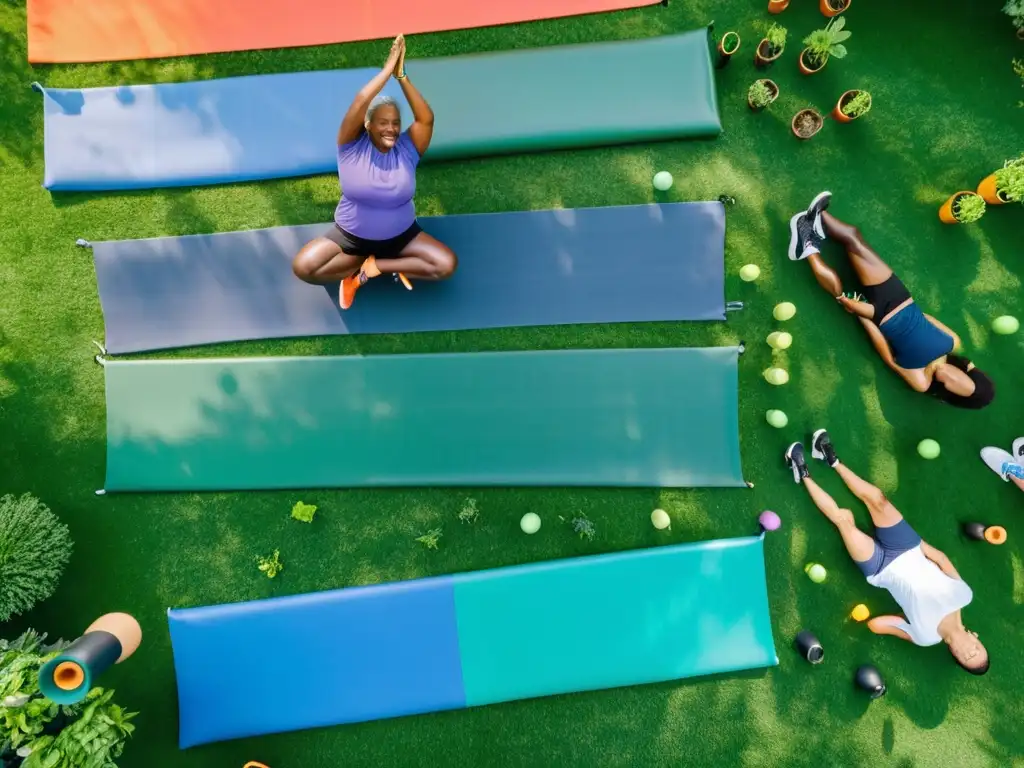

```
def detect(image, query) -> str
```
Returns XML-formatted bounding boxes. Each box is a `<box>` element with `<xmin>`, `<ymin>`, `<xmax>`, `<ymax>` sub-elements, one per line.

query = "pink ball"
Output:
<box><xmin>759</xmin><ymin>510</ymin><xmax>782</xmax><ymax>531</ymax></box>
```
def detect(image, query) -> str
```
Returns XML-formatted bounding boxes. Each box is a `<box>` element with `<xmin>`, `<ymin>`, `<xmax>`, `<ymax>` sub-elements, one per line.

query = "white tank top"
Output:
<box><xmin>866</xmin><ymin>545</ymin><xmax>973</xmax><ymax>646</ymax></box>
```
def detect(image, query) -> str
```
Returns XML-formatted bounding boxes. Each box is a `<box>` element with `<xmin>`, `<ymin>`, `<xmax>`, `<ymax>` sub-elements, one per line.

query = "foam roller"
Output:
<box><xmin>38</xmin><ymin>613</ymin><xmax>142</xmax><ymax>704</ymax></box>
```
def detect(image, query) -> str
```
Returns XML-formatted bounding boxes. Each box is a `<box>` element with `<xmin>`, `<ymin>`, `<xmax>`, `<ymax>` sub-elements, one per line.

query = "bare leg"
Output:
<box><xmin>820</xmin><ymin>211</ymin><xmax>894</xmax><ymax>287</ymax></box>
<box><xmin>833</xmin><ymin>461</ymin><xmax>904</xmax><ymax>529</ymax></box>
<box><xmin>801</xmin><ymin>476</ymin><xmax>878</xmax><ymax>562</ymax></box>
<box><xmin>1013</xmin><ymin>476</ymin><xmax>1024</xmax><ymax>493</ymax></box>
<box><xmin>375</xmin><ymin>232</ymin><xmax>457</xmax><ymax>281</ymax></box>
<box><xmin>808</xmin><ymin>253</ymin><xmax>845</xmax><ymax>295</ymax></box>
<box><xmin>292</xmin><ymin>238</ymin><xmax>363</xmax><ymax>284</ymax></box>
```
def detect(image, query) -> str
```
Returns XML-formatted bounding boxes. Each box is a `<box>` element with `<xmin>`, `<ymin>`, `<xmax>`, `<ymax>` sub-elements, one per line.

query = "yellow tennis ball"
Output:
<box><xmin>740</xmin><ymin>264</ymin><xmax>761</xmax><ymax>282</ymax></box>
<box><xmin>851</xmin><ymin>604</ymin><xmax>870</xmax><ymax>622</ymax></box>
<box><xmin>763</xmin><ymin>367</ymin><xmax>789</xmax><ymax>385</ymax></box>
<box><xmin>651</xmin><ymin>509</ymin><xmax>671</xmax><ymax>530</ymax></box>
<box><xmin>773</xmin><ymin>302</ymin><xmax>797</xmax><ymax>322</ymax></box>
<box><xmin>520</xmin><ymin>513</ymin><xmax>541</xmax><ymax>534</ymax></box>
<box><xmin>992</xmin><ymin>315</ymin><xmax>1019</xmax><ymax>335</ymax></box>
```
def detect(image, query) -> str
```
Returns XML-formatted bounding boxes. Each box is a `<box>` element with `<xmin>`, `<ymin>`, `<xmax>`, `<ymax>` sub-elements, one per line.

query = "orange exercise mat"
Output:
<box><xmin>27</xmin><ymin>0</ymin><xmax>663</xmax><ymax>63</ymax></box>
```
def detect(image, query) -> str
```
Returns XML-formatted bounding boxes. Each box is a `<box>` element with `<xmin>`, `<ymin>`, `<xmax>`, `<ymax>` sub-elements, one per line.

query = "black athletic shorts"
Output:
<box><xmin>861</xmin><ymin>273</ymin><xmax>912</xmax><ymax>325</ymax></box>
<box><xmin>324</xmin><ymin>221</ymin><xmax>422</xmax><ymax>258</ymax></box>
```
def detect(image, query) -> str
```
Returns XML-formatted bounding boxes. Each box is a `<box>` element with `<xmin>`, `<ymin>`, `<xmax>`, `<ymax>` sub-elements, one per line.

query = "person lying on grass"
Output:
<box><xmin>292</xmin><ymin>34</ymin><xmax>457</xmax><ymax>310</ymax></box>
<box><xmin>981</xmin><ymin>436</ymin><xmax>1024</xmax><ymax>492</ymax></box>
<box><xmin>787</xmin><ymin>192</ymin><xmax>995</xmax><ymax>409</ymax></box>
<box><xmin>786</xmin><ymin>429</ymin><xmax>989</xmax><ymax>675</ymax></box>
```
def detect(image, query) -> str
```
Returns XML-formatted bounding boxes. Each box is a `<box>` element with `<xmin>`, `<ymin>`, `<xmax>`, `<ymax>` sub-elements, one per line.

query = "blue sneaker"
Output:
<box><xmin>981</xmin><ymin>447</ymin><xmax>1024</xmax><ymax>482</ymax></box>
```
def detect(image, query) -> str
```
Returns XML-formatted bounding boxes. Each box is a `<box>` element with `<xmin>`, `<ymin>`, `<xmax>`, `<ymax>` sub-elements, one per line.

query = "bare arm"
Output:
<box><xmin>923</xmin><ymin>313</ymin><xmax>962</xmax><ymax>352</ymax></box>
<box><xmin>395</xmin><ymin>46</ymin><xmax>434</xmax><ymax>156</ymax></box>
<box><xmin>857</xmin><ymin>317</ymin><xmax>932</xmax><ymax>392</ymax></box>
<box><xmin>337</xmin><ymin>36</ymin><xmax>404</xmax><ymax>145</ymax></box>
<box><xmin>920</xmin><ymin>541</ymin><xmax>962</xmax><ymax>580</ymax></box>
<box><xmin>867</xmin><ymin>615</ymin><xmax>913</xmax><ymax>642</ymax></box>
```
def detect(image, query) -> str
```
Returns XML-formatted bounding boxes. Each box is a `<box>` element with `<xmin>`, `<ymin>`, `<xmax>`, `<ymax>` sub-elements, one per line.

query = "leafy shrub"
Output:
<box><xmin>754</xmin><ymin>20</ymin><xmax>787</xmax><ymax>53</ymax></box>
<box><xmin>559</xmin><ymin>512</ymin><xmax>596</xmax><ymax>541</ymax></box>
<box><xmin>0</xmin><ymin>494</ymin><xmax>73</xmax><ymax>622</ymax></box>
<box><xmin>256</xmin><ymin>550</ymin><xmax>283</xmax><ymax>578</ymax></box>
<box><xmin>1005</xmin><ymin>0</ymin><xmax>1024</xmax><ymax>31</ymax></box>
<box><xmin>803</xmin><ymin>16</ymin><xmax>851</xmax><ymax>67</ymax></box>
<box><xmin>415</xmin><ymin>529</ymin><xmax>442</xmax><ymax>550</ymax></box>
<box><xmin>290</xmin><ymin>501</ymin><xmax>317</xmax><ymax>523</ymax></box>
<box><xmin>748</xmin><ymin>80</ymin><xmax>777</xmax><ymax>109</ymax></box>
<box><xmin>457</xmin><ymin>498</ymin><xmax>479</xmax><ymax>524</ymax></box>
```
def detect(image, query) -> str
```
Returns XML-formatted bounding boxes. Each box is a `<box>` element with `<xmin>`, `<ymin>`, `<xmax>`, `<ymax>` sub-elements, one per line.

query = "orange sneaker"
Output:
<box><xmin>340</xmin><ymin>271</ymin><xmax>367</xmax><ymax>310</ymax></box>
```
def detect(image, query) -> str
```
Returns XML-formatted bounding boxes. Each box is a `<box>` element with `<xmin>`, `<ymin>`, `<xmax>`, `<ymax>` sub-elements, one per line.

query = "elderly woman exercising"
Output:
<box><xmin>292</xmin><ymin>35</ymin><xmax>457</xmax><ymax>309</ymax></box>
<box><xmin>788</xmin><ymin>192</ymin><xmax>995</xmax><ymax>409</ymax></box>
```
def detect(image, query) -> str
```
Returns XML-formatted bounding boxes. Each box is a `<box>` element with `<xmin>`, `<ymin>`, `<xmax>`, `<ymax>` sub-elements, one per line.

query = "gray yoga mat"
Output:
<box><xmin>89</xmin><ymin>201</ymin><xmax>727</xmax><ymax>354</ymax></box>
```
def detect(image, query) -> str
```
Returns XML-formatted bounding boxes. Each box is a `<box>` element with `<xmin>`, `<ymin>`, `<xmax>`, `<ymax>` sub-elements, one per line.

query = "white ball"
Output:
<box><xmin>651</xmin><ymin>508</ymin><xmax>671</xmax><ymax>530</ymax></box>
<box><xmin>653</xmin><ymin>171</ymin><xmax>674</xmax><ymax>191</ymax></box>
<box><xmin>520</xmin><ymin>512</ymin><xmax>541</xmax><ymax>534</ymax></box>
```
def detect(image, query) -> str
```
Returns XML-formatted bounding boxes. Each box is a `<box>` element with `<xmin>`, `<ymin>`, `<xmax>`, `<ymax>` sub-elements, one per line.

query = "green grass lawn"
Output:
<box><xmin>2</xmin><ymin>0</ymin><xmax>1023</xmax><ymax>765</ymax></box>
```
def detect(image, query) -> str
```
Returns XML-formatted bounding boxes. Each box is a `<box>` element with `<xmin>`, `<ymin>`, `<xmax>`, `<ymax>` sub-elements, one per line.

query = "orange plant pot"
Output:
<box><xmin>768</xmin><ymin>0</ymin><xmax>790</xmax><ymax>13</ymax></box>
<box><xmin>938</xmin><ymin>192</ymin><xmax>973</xmax><ymax>224</ymax></box>
<box><xmin>820</xmin><ymin>0</ymin><xmax>850</xmax><ymax>17</ymax></box>
<box><xmin>799</xmin><ymin>48</ymin><xmax>827</xmax><ymax>75</ymax></box>
<box><xmin>977</xmin><ymin>174</ymin><xmax>1006</xmax><ymax>205</ymax></box>
<box><xmin>831</xmin><ymin>91</ymin><xmax>856</xmax><ymax>122</ymax></box>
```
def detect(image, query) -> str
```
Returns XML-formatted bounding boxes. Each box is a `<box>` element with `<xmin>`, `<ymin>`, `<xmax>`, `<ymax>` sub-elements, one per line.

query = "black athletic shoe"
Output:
<box><xmin>785</xmin><ymin>442</ymin><xmax>810</xmax><ymax>483</ymax></box>
<box><xmin>806</xmin><ymin>191</ymin><xmax>832</xmax><ymax>239</ymax></box>
<box><xmin>811</xmin><ymin>429</ymin><xmax>839</xmax><ymax>468</ymax></box>
<box><xmin>787</xmin><ymin>211</ymin><xmax>823</xmax><ymax>261</ymax></box>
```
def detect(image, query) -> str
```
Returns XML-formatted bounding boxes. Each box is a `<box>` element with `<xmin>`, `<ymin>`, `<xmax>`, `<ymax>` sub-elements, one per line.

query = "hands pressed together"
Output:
<box><xmin>387</xmin><ymin>34</ymin><xmax>407</xmax><ymax>78</ymax></box>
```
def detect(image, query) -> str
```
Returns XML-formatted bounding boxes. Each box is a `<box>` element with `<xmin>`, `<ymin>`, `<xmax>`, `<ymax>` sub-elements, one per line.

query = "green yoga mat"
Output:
<box><xmin>102</xmin><ymin>347</ymin><xmax>744</xmax><ymax>492</ymax></box>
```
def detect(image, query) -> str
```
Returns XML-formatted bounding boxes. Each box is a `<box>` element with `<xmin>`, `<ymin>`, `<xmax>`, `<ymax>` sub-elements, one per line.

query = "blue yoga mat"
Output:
<box><xmin>90</xmin><ymin>202</ymin><xmax>727</xmax><ymax>354</ymax></box>
<box><xmin>168</xmin><ymin>535</ymin><xmax>777</xmax><ymax>747</ymax></box>
<box><xmin>35</xmin><ymin>31</ymin><xmax>721</xmax><ymax>191</ymax></box>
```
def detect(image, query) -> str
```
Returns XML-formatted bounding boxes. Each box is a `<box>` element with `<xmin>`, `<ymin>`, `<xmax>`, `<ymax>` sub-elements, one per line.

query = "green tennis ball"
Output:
<box><xmin>653</xmin><ymin>171</ymin><xmax>674</xmax><ymax>191</ymax></box>
<box><xmin>805</xmin><ymin>563</ymin><xmax>827</xmax><ymax>583</ymax></box>
<box><xmin>917</xmin><ymin>439</ymin><xmax>941</xmax><ymax>460</ymax></box>
<box><xmin>766</xmin><ymin>409</ymin><xmax>789</xmax><ymax>428</ymax></box>
<box><xmin>650</xmin><ymin>508</ymin><xmax>671</xmax><ymax>530</ymax></box>
<box><xmin>520</xmin><ymin>513</ymin><xmax>541</xmax><ymax>534</ymax></box>
<box><xmin>773</xmin><ymin>302</ymin><xmax>797</xmax><ymax>322</ymax></box>
<box><xmin>740</xmin><ymin>264</ymin><xmax>761</xmax><ymax>282</ymax></box>
<box><xmin>992</xmin><ymin>315</ymin><xmax>1019</xmax><ymax>335</ymax></box>
<box><xmin>763</xmin><ymin>367</ymin><xmax>789</xmax><ymax>385</ymax></box>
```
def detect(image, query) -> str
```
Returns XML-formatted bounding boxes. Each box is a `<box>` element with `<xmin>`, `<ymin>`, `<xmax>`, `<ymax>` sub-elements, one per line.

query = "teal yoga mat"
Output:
<box><xmin>102</xmin><ymin>347</ymin><xmax>744</xmax><ymax>491</ymax></box>
<box><xmin>455</xmin><ymin>536</ymin><xmax>778</xmax><ymax>706</ymax></box>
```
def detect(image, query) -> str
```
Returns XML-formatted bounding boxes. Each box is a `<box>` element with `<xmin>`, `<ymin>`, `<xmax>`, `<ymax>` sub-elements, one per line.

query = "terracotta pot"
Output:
<box><xmin>716</xmin><ymin>32</ymin><xmax>741</xmax><ymax>69</ymax></box>
<box><xmin>754</xmin><ymin>39</ymin><xmax>784</xmax><ymax>69</ymax></box>
<box><xmin>938</xmin><ymin>191</ymin><xmax>980</xmax><ymax>224</ymax></box>
<box><xmin>799</xmin><ymin>48</ymin><xmax>827</xmax><ymax>75</ymax></box>
<box><xmin>768</xmin><ymin>0</ymin><xmax>790</xmax><ymax>13</ymax></box>
<box><xmin>831</xmin><ymin>90</ymin><xmax>870</xmax><ymax>122</ymax></box>
<box><xmin>792</xmin><ymin>109</ymin><xmax>824</xmax><ymax>139</ymax></box>
<box><xmin>977</xmin><ymin>173</ymin><xmax>1008</xmax><ymax>205</ymax></box>
<box><xmin>748</xmin><ymin>79</ymin><xmax>779</xmax><ymax>112</ymax></box>
<box><xmin>820</xmin><ymin>0</ymin><xmax>850</xmax><ymax>17</ymax></box>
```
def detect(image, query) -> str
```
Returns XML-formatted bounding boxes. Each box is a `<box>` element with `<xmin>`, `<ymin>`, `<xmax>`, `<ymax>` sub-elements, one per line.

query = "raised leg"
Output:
<box><xmin>833</xmin><ymin>461</ymin><xmax>905</xmax><ymax>529</ymax></box>
<box><xmin>801</xmin><ymin>476</ymin><xmax>878</xmax><ymax>563</ymax></box>
<box><xmin>376</xmin><ymin>232</ymin><xmax>457</xmax><ymax>281</ymax></box>
<box><xmin>1014</xmin><ymin>476</ymin><xmax>1024</xmax><ymax>492</ymax></box>
<box><xmin>820</xmin><ymin>211</ymin><xmax>894</xmax><ymax>287</ymax></box>
<box><xmin>292</xmin><ymin>238</ymin><xmax>363</xmax><ymax>284</ymax></box>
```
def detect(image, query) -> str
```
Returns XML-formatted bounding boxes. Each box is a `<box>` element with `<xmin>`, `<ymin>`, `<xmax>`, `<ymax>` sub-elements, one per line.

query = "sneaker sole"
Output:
<box><xmin>810</xmin><ymin>429</ymin><xmax>828</xmax><ymax>461</ymax></box>
<box><xmin>807</xmin><ymin>191</ymin><xmax>831</xmax><ymax>239</ymax></box>
<box><xmin>1013</xmin><ymin>437</ymin><xmax>1024</xmax><ymax>460</ymax></box>
<box><xmin>788</xmin><ymin>213</ymin><xmax>806</xmax><ymax>261</ymax></box>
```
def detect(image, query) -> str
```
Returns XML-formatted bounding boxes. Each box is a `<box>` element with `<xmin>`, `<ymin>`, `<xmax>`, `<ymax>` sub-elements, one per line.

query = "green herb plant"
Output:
<box><xmin>0</xmin><ymin>494</ymin><xmax>73</xmax><ymax>622</ymax></box>
<box><xmin>721</xmin><ymin>32</ymin><xmax>740</xmax><ymax>54</ymax></box>
<box><xmin>953</xmin><ymin>194</ymin><xmax>986</xmax><ymax>223</ymax></box>
<box><xmin>1004</xmin><ymin>0</ymin><xmax>1024</xmax><ymax>32</ymax></box>
<box><xmin>415</xmin><ymin>529</ymin><xmax>443</xmax><ymax>550</ymax></box>
<box><xmin>803</xmin><ymin>16</ymin><xmax>851</xmax><ymax>68</ymax></box>
<box><xmin>841</xmin><ymin>91</ymin><xmax>872</xmax><ymax>118</ymax></box>
<box><xmin>290</xmin><ymin>501</ymin><xmax>317</xmax><ymax>523</ymax></box>
<box><xmin>559</xmin><ymin>512</ymin><xmax>596</xmax><ymax>541</ymax></box>
<box><xmin>457</xmin><ymin>498</ymin><xmax>480</xmax><ymax>524</ymax></box>
<box><xmin>748</xmin><ymin>80</ymin><xmax>777</xmax><ymax>109</ymax></box>
<box><xmin>256</xmin><ymin>550</ymin><xmax>284</xmax><ymax>578</ymax></box>
<box><xmin>994</xmin><ymin>155</ymin><xmax>1024</xmax><ymax>202</ymax></box>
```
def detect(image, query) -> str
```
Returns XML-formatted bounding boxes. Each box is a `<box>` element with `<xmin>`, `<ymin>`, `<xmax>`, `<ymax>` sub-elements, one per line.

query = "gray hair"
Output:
<box><xmin>366</xmin><ymin>94</ymin><xmax>400</xmax><ymax>124</ymax></box>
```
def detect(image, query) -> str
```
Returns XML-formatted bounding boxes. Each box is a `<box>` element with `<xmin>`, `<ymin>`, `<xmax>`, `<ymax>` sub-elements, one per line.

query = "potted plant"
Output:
<box><xmin>792</xmin><ymin>108</ymin><xmax>824</xmax><ymax>139</ymax></box>
<box><xmin>0</xmin><ymin>494</ymin><xmax>73</xmax><ymax>623</ymax></box>
<box><xmin>754</xmin><ymin>22</ymin><xmax>787</xmax><ymax>69</ymax></box>
<box><xmin>716</xmin><ymin>31</ymin><xmax>741</xmax><ymax>69</ymax></box>
<box><xmin>768</xmin><ymin>0</ymin><xmax>790</xmax><ymax>12</ymax></box>
<box><xmin>821</xmin><ymin>0</ymin><xmax>851</xmax><ymax>17</ymax></box>
<box><xmin>800</xmin><ymin>16</ymin><xmax>851</xmax><ymax>75</ymax></box>
<box><xmin>1004</xmin><ymin>1</ymin><xmax>1024</xmax><ymax>39</ymax></box>
<box><xmin>938</xmin><ymin>191</ymin><xmax>986</xmax><ymax>224</ymax></box>
<box><xmin>748</xmin><ymin>80</ymin><xmax>779</xmax><ymax>111</ymax></box>
<box><xmin>977</xmin><ymin>155</ymin><xmax>1024</xmax><ymax>204</ymax></box>
<box><xmin>832</xmin><ymin>90</ymin><xmax>872</xmax><ymax>122</ymax></box>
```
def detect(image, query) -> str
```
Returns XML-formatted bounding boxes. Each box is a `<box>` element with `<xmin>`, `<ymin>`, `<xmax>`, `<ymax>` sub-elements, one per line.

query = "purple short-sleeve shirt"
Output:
<box><xmin>333</xmin><ymin>131</ymin><xmax>421</xmax><ymax>241</ymax></box>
